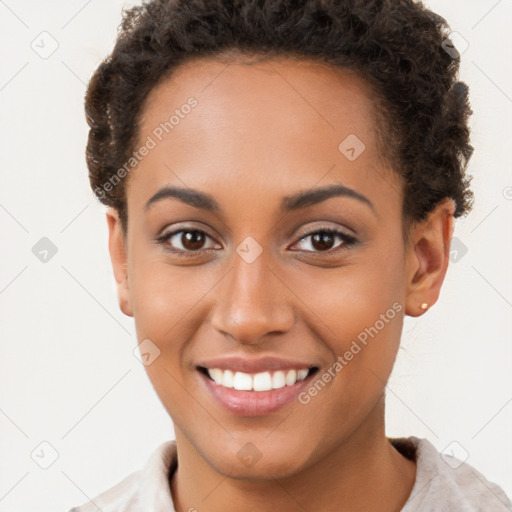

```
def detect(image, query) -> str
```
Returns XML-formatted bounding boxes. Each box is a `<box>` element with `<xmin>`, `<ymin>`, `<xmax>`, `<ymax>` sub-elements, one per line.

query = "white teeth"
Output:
<box><xmin>253</xmin><ymin>372</ymin><xmax>273</xmax><ymax>391</ymax></box>
<box><xmin>285</xmin><ymin>369</ymin><xmax>297</xmax><ymax>386</ymax></box>
<box><xmin>272</xmin><ymin>371</ymin><xmax>286</xmax><ymax>389</ymax></box>
<box><xmin>297</xmin><ymin>369</ymin><xmax>309</xmax><ymax>381</ymax></box>
<box><xmin>205</xmin><ymin>367</ymin><xmax>311</xmax><ymax>391</ymax></box>
<box><xmin>233</xmin><ymin>371</ymin><xmax>252</xmax><ymax>390</ymax></box>
<box><xmin>208</xmin><ymin>368</ymin><xmax>223</xmax><ymax>385</ymax></box>
<box><xmin>222</xmin><ymin>369</ymin><xmax>234</xmax><ymax>388</ymax></box>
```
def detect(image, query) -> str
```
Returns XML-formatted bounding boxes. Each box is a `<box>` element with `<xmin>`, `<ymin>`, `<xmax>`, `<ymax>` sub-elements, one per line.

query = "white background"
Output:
<box><xmin>0</xmin><ymin>1</ymin><xmax>511</xmax><ymax>510</ymax></box>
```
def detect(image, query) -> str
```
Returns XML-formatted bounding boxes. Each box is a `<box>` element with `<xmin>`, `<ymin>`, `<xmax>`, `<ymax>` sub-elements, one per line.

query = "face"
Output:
<box><xmin>107</xmin><ymin>55</ymin><xmax>452</xmax><ymax>479</ymax></box>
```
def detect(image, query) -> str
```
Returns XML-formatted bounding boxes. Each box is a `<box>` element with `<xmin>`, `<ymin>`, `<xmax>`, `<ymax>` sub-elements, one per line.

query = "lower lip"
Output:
<box><xmin>198</xmin><ymin>369</ymin><xmax>315</xmax><ymax>417</ymax></box>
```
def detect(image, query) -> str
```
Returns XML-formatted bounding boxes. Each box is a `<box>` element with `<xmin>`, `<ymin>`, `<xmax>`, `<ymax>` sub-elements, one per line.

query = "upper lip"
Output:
<box><xmin>197</xmin><ymin>356</ymin><xmax>317</xmax><ymax>374</ymax></box>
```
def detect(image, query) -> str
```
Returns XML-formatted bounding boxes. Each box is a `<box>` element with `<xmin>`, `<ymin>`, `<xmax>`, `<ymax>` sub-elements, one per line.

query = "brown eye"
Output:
<box><xmin>180</xmin><ymin>230</ymin><xmax>206</xmax><ymax>251</ymax></box>
<box><xmin>156</xmin><ymin>228</ymin><xmax>220</xmax><ymax>255</ymax></box>
<box><xmin>293</xmin><ymin>228</ymin><xmax>357</xmax><ymax>254</ymax></box>
<box><xmin>310</xmin><ymin>231</ymin><xmax>336</xmax><ymax>251</ymax></box>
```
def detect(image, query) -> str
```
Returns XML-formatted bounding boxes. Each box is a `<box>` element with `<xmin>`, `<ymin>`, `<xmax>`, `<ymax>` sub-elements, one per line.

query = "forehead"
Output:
<box><xmin>130</xmin><ymin>55</ymin><xmax>400</xmax><ymax>216</ymax></box>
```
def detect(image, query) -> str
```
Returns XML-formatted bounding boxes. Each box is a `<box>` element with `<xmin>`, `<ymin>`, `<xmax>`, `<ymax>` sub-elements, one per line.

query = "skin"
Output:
<box><xmin>106</xmin><ymin>55</ymin><xmax>455</xmax><ymax>512</ymax></box>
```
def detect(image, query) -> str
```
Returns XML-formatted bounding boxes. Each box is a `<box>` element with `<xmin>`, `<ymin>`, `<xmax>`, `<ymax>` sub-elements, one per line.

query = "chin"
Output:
<box><xmin>201</xmin><ymin>435</ymin><xmax>315</xmax><ymax>480</ymax></box>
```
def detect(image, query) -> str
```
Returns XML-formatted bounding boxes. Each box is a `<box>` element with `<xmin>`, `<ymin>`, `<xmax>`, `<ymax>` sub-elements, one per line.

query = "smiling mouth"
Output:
<box><xmin>197</xmin><ymin>366</ymin><xmax>319</xmax><ymax>392</ymax></box>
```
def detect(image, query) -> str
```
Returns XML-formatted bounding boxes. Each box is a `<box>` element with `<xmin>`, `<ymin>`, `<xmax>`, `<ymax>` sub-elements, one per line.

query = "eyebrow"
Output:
<box><xmin>145</xmin><ymin>183</ymin><xmax>376</xmax><ymax>215</ymax></box>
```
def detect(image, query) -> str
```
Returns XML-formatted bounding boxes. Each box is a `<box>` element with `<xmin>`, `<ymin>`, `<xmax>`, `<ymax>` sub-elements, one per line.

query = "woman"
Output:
<box><xmin>70</xmin><ymin>0</ymin><xmax>512</xmax><ymax>510</ymax></box>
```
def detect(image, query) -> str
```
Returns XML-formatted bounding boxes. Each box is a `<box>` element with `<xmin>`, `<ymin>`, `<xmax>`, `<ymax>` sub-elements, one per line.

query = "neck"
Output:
<box><xmin>170</xmin><ymin>396</ymin><xmax>416</xmax><ymax>512</ymax></box>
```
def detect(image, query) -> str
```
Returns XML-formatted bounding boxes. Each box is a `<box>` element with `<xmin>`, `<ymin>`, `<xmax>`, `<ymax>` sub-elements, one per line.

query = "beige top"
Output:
<box><xmin>68</xmin><ymin>436</ymin><xmax>512</xmax><ymax>511</ymax></box>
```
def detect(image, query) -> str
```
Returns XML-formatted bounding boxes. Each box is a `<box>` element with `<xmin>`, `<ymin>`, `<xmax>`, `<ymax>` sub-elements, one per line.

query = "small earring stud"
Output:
<box><xmin>420</xmin><ymin>303</ymin><xmax>429</xmax><ymax>310</ymax></box>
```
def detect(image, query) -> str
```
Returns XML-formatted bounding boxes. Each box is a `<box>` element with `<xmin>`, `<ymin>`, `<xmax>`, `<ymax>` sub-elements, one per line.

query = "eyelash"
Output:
<box><xmin>295</xmin><ymin>227</ymin><xmax>358</xmax><ymax>254</ymax></box>
<box><xmin>155</xmin><ymin>226</ymin><xmax>358</xmax><ymax>258</ymax></box>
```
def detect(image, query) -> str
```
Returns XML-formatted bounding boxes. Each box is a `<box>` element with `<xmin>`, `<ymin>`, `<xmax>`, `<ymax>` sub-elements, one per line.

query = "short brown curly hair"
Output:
<box><xmin>85</xmin><ymin>0</ymin><xmax>474</xmax><ymax>235</ymax></box>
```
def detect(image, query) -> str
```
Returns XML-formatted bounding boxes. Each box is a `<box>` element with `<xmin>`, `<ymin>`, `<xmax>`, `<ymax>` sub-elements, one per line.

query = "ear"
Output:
<box><xmin>404</xmin><ymin>198</ymin><xmax>456</xmax><ymax>317</ymax></box>
<box><xmin>106</xmin><ymin>207</ymin><xmax>133</xmax><ymax>317</ymax></box>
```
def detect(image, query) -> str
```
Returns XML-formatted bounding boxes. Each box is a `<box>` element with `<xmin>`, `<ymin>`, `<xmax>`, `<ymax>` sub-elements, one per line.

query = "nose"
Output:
<box><xmin>210</xmin><ymin>250</ymin><xmax>294</xmax><ymax>345</ymax></box>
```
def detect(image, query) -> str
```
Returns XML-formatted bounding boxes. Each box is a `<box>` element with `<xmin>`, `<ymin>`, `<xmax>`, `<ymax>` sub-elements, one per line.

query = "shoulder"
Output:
<box><xmin>67</xmin><ymin>441</ymin><xmax>177</xmax><ymax>512</ymax></box>
<box><xmin>67</xmin><ymin>470</ymin><xmax>141</xmax><ymax>512</ymax></box>
<box><xmin>395</xmin><ymin>436</ymin><xmax>512</xmax><ymax>512</ymax></box>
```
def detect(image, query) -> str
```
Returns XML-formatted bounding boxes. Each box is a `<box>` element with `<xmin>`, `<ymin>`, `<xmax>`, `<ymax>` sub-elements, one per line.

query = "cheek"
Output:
<box><xmin>289</xmin><ymin>248</ymin><xmax>405</xmax><ymax>350</ymax></box>
<box><xmin>284</xmin><ymin>245</ymin><xmax>406</xmax><ymax>413</ymax></box>
<box><xmin>128</xmin><ymin>246</ymin><xmax>206</xmax><ymax>337</ymax></box>
<box><xmin>127</xmin><ymin>254</ymin><xmax>222</xmax><ymax>396</ymax></box>
<box><xmin>127</xmin><ymin>260</ymin><xmax>205</xmax><ymax>417</ymax></box>
<box><xmin>288</xmin><ymin>296</ymin><xmax>402</xmax><ymax>454</ymax></box>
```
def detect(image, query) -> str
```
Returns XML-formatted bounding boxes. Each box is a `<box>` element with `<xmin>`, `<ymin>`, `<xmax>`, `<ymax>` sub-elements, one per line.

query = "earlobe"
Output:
<box><xmin>404</xmin><ymin>198</ymin><xmax>456</xmax><ymax>318</ymax></box>
<box><xmin>106</xmin><ymin>208</ymin><xmax>133</xmax><ymax>317</ymax></box>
